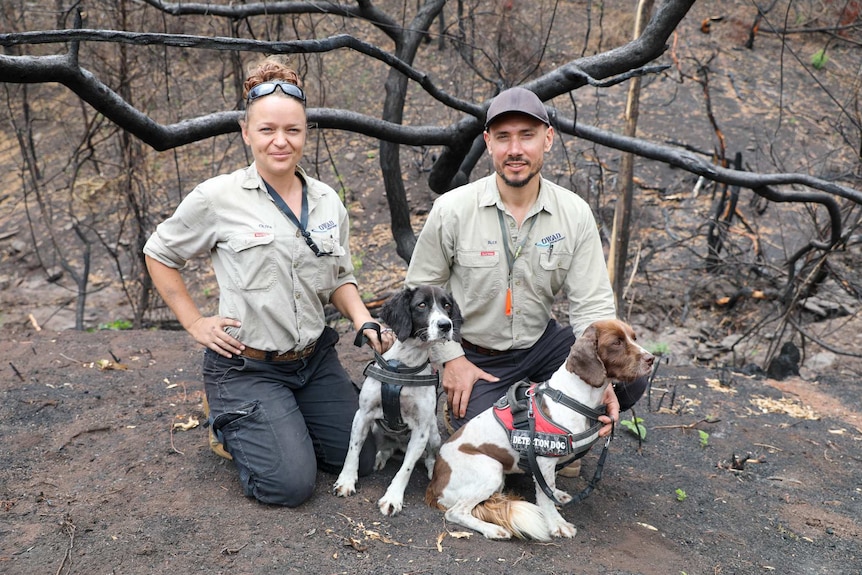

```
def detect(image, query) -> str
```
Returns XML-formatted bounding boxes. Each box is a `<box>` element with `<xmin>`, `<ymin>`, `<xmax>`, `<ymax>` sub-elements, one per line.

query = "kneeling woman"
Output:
<box><xmin>144</xmin><ymin>57</ymin><xmax>394</xmax><ymax>507</ymax></box>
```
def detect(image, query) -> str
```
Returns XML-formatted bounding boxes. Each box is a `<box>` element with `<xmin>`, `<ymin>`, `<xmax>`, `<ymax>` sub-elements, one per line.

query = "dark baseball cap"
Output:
<box><xmin>484</xmin><ymin>87</ymin><xmax>550</xmax><ymax>129</ymax></box>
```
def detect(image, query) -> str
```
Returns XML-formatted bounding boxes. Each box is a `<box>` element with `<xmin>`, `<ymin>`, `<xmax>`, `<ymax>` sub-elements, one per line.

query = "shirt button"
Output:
<box><xmin>293</xmin><ymin>261</ymin><xmax>300</xmax><ymax>268</ymax></box>
<box><xmin>295</xmin><ymin>293</ymin><xmax>301</xmax><ymax>300</ymax></box>
<box><xmin>296</xmin><ymin>230</ymin><xmax>301</xmax><ymax>238</ymax></box>
<box><xmin>515</xmin><ymin>280</ymin><xmax>521</xmax><ymax>286</ymax></box>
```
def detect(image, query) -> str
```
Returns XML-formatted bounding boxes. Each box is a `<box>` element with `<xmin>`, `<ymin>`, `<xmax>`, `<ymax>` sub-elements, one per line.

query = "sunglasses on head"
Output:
<box><xmin>246</xmin><ymin>81</ymin><xmax>306</xmax><ymax>105</ymax></box>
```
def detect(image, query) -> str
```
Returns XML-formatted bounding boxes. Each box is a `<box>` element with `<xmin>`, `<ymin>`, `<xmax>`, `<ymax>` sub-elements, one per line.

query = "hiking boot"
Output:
<box><xmin>202</xmin><ymin>394</ymin><xmax>232</xmax><ymax>460</ymax></box>
<box><xmin>557</xmin><ymin>459</ymin><xmax>581</xmax><ymax>478</ymax></box>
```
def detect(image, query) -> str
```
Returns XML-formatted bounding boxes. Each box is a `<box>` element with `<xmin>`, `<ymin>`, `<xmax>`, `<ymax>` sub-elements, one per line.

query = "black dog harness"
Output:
<box><xmin>354</xmin><ymin>322</ymin><xmax>439</xmax><ymax>434</ymax></box>
<box><xmin>493</xmin><ymin>379</ymin><xmax>612</xmax><ymax>506</ymax></box>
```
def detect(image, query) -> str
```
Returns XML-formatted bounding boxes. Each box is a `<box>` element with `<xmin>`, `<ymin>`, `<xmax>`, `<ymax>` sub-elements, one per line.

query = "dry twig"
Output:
<box><xmin>58</xmin><ymin>426</ymin><xmax>110</xmax><ymax>451</ymax></box>
<box><xmin>55</xmin><ymin>514</ymin><xmax>76</xmax><ymax>575</ymax></box>
<box><xmin>653</xmin><ymin>417</ymin><xmax>720</xmax><ymax>430</ymax></box>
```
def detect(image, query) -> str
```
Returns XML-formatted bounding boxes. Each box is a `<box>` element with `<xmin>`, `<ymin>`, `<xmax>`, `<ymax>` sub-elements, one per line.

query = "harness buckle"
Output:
<box><xmin>525</xmin><ymin>386</ymin><xmax>536</xmax><ymax>419</ymax></box>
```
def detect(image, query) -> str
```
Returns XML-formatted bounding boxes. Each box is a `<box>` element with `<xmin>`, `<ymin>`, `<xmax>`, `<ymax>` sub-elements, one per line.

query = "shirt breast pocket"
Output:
<box><xmin>537</xmin><ymin>246</ymin><xmax>573</xmax><ymax>292</ymax></box>
<box><xmin>225</xmin><ymin>232</ymin><xmax>276</xmax><ymax>291</ymax></box>
<box><xmin>455</xmin><ymin>249</ymin><xmax>503</xmax><ymax>296</ymax></box>
<box><xmin>313</xmin><ymin>246</ymin><xmax>346</xmax><ymax>300</ymax></box>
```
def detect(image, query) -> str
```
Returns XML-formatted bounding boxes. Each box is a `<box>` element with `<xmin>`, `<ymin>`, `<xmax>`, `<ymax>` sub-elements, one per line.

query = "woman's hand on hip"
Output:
<box><xmin>189</xmin><ymin>316</ymin><xmax>244</xmax><ymax>358</ymax></box>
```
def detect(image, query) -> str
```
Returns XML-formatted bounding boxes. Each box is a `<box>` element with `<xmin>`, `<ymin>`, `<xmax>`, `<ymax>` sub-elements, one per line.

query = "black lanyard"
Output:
<box><xmin>263</xmin><ymin>175</ymin><xmax>331</xmax><ymax>257</ymax></box>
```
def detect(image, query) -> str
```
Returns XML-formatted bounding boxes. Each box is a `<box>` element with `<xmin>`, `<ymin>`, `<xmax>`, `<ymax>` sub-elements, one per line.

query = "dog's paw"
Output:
<box><xmin>377</xmin><ymin>494</ymin><xmax>403</xmax><ymax>516</ymax></box>
<box><xmin>553</xmin><ymin>488</ymin><xmax>572</xmax><ymax>504</ymax></box>
<box><xmin>332</xmin><ymin>477</ymin><xmax>357</xmax><ymax>498</ymax></box>
<box><xmin>480</xmin><ymin>525</ymin><xmax>513</xmax><ymax>540</ymax></box>
<box><xmin>374</xmin><ymin>451</ymin><xmax>392</xmax><ymax>471</ymax></box>
<box><xmin>550</xmin><ymin>519</ymin><xmax>577</xmax><ymax>538</ymax></box>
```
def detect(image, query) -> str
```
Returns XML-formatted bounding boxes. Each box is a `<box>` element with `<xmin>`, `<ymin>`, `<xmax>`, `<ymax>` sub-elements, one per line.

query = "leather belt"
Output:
<box><xmin>461</xmin><ymin>339</ymin><xmax>505</xmax><ymax>357</ymax></box>
<box><xmin>241</xmin><ymin>341</ymin><xmax>317</xmax><ymax>362</ymax></box>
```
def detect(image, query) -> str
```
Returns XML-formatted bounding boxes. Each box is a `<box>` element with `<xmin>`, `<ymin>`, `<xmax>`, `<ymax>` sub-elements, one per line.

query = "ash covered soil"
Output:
<box><xmin>1</xmin><ymin>326</ymin><xmax>860</xmax><ymax>575</ymax></box>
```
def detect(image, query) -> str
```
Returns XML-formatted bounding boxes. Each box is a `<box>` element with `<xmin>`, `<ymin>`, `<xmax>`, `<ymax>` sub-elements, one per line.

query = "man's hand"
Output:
<box><xmin>442</xmin><ymin>355</ymin><xmax>499</xmax><ymax>419</ymax></box>
<box><xmin>598</xmin><ymin>384</ymin><xmax>620</xmax><ymax>437</ymax></box>
<box><xmin>188</xmin><ymin>316</ymin><xmax>244</xmax><ymax>358</ymax></box>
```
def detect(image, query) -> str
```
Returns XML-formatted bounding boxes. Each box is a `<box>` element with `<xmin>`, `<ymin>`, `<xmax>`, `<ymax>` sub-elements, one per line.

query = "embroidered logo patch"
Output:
<box><xmin>311</xmin><ymin>220</ymin><xmax>337</xmax><ymax>233</ymax></box>
<box><xmin>536</xmin><ymin>232</ymin><xmax>565</xmax><ymax>247</ymax></box>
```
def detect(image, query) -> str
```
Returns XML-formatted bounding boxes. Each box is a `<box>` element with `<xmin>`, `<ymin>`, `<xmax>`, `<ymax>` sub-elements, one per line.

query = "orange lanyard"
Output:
<box><xmin>496</xmin><ymin>209</ymin><xmax>536</xmax><ymax>316</ymax></box>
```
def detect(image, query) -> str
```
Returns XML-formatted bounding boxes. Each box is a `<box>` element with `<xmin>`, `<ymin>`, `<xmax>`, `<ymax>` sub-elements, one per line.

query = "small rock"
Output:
<box><xmin>803</xmin><ymin>351</ymin><xmax>836</xmax><ymax>373</ymax></box>
<box><xmin>766</xmin><ymin>341</ymin><xmax>800</xmax><ymax>380</ymax></box>
<box><xmin>45</xmin><ymin>267</ymin><xmax>64</xmax><ymax>283</ymax></box>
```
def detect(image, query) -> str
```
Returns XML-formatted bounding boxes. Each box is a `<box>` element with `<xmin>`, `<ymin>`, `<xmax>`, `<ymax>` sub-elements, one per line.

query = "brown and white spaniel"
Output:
<box><xmin>425</xmin><ymin>319</ymin><xmax>654</xmax><ymax>540</ymax></box>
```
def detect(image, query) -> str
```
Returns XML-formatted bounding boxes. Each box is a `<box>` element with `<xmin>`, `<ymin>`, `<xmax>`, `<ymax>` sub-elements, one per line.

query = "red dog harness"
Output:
<box><xmin>492</xmin><ymin>380</ymin><xmax>613</xmax><ymax>506</ymax></box>
<box><xmin>493</xmin><ymin>381</ymin><xmax>606</xmax><ymax>459</ymax></box>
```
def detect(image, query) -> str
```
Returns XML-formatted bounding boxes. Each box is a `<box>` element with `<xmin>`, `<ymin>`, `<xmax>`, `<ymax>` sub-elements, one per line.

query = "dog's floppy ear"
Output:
<box><xmin>566</xmin><ymin>324</ymin><xmax>607</xmax><ymax>387</ymax></box>
<box><xmin>446</xmin><ymin>292</ymin><xmax>463</xmax><ymax>343</ymax></box>
<box><xmin>379</xmin><ymin>287</ymin><xmax>416</xmax><ymax>341</ymax></box>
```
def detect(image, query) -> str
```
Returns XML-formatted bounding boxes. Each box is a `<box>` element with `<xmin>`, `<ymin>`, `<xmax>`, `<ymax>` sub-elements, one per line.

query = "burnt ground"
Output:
<box><xmin>1</xmin><ymin>326</ymin><xmax>860</xmax><ymax>575</ymax></box>
<box><xmin>2</xmin><ymin>3</ymin><xmax>862</xmax><ymax>573</ymax></box>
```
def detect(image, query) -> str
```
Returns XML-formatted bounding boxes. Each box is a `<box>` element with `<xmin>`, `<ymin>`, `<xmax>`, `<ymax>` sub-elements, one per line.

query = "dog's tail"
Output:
<box><xmin>471</xmin><ymin>493</ymin><xmax>552</xmax><ymax>541</ymax></box>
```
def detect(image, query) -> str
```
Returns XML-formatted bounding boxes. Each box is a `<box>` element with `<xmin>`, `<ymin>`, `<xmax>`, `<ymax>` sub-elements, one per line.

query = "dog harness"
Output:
<box><xmin>493</xmin><ymin>379</ymin><xmax>612</xmax><ymax>505</ymax></box>
<box><xmin>355</xmin><ymin>322</ymin><xmax>439</xmax><ymax>434</ymax></box>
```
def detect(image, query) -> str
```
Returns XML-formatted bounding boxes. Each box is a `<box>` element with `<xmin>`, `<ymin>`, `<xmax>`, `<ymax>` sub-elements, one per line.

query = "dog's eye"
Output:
<box><xmin>417</xmin><ymin>302</ymin><xmax>427</xmax><ymax>309</ymax></box>
<box><xmin>443</xmin><ymin>303</ymin><xmax>452</xmax><ymax>311</ymax></box>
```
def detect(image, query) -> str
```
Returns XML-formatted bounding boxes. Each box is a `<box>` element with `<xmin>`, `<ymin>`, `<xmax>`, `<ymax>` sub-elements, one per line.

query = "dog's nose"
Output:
<box><xmin>438</xmin><ymin>319</ymin><xmax>452</xmax><ymax>333</ymax></box>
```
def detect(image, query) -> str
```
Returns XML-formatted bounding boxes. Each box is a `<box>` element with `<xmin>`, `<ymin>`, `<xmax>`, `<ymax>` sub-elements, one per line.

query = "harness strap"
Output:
<box><xmin>380</xmin><ymin>382</ymin><xmax>406</xmax><ymax>433</ymax></box>
<box><xmin>355</xmin><ymin>322</ymin><xmax>438</xmax><ymax>432</ymax></box>
<box><xmin>530</xmin><ymin>424</ymin><xmax>614</xmax><ymax>507</ymax></box>
<box><xmin>506</xmin><ymin>380</ymin><xmax>532</xmax><ymax>430</ymax></box>
<box><xmin>567</xmin><ymin>432</ymin><xmax>613</xmax><ymax>505</ymax></box>
<box><xmin>495</xmin><ymin>379</ymin><xmax>612</xmax><ymax>506</ymax></box>
<box><xmin>363</xmin><ymin>361</ymin><xmax>438</xmax><ymax>386</ymax></box>
<box><xmin>537</xmin><ymin>383</ymin><xmax>607</xmax><ymax>421</ymax></box>
<box><xmin>354</xmin><ymin>321</ymin><xmax>381</xmax><ymax>348</ymax></box>
<box><xmin>356</xmin><ymin>321</ymin><xmax>438</xmax><ymax>386</ymax></box>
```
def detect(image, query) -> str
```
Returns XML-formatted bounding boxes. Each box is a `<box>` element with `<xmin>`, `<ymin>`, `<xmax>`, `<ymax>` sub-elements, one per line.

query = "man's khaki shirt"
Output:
<box><xmin>144</xmin><ymin>164</ymin><xmax>356</xmax><ymax>353</ymax></box>
<box><xmin>406</xmin><ymin>174</ymin><xmax>616</xmax><ymax>364</ymax></box>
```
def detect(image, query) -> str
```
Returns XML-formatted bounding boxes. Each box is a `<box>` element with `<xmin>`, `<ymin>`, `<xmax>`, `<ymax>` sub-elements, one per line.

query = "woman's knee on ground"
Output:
<box><xmin>241</xmin><ymin>464</ymin><xmax>317</xmax><ymax>508</ymax></box>
<box><xmin>357</xmin><ymin>434</ymin><xmax>376</xmax><ymax>477</ymax></box>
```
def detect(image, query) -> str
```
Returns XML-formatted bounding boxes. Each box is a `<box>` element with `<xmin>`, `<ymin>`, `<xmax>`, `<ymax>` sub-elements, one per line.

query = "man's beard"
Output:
<box><xmin>496</xmin><ymin>157</ymin><xmax>542</xmax><ymax>188</ymax></box>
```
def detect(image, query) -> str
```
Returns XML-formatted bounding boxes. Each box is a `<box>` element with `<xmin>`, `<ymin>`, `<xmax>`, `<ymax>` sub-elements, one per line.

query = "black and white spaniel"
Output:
<box><xmin>334</xmin><ymin>285</ymin><xmax>461</xmax><ymax>516</ymax></box>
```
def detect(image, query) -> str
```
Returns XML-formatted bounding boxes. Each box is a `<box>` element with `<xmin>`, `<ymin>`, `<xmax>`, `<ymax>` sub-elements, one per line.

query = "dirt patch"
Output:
<box><xmin>1</xmin><ymin>327</ymin><xmax>860</xmax><ymax>575</ymax></box>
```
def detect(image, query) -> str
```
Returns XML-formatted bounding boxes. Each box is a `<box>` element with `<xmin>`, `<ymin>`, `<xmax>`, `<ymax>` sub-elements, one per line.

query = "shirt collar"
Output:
<box><xmin>479</xmin><ymin>174</ymin><xmax>555</xmax><ymax>216</ymax></box>
<box><xmin>242</xmin><ymin>163</ymin><xmax>322</xmax><ymax>202</ymax></box>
